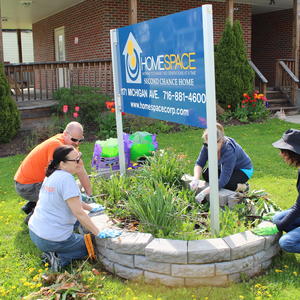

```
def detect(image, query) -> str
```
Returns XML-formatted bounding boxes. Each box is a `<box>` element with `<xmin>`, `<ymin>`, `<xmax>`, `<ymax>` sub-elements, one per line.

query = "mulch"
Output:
<box><xmin>0</xmin><ymin>130</ymin><xmax>30</xmax><ymax>158</ymax></box>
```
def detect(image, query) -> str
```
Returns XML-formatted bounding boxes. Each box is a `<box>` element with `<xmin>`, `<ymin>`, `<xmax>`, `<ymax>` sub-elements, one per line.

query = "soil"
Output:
<box><xmin>0</xmin><ymin>128</ymin><xmax>98</xmax><ymax>158</ymax></box>
<box><xmin>0</xmin><ymin>130</ymin><xmax>30</xmax><ymax>157</ymax></box>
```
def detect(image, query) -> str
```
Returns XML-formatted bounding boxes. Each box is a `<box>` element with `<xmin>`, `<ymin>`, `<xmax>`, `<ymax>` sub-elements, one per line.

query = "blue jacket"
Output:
<box><xmin>196</xmin><ymin>137</ymin><xmax>253</xmax><ymax>188</ymax></box>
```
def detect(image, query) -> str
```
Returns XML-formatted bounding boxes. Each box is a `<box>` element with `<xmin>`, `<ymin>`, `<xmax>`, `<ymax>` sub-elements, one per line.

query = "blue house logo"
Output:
<box><xmin>123</xmin><ymin>32</ymin><xmax>142</xmax><ymax>84</ymax></box>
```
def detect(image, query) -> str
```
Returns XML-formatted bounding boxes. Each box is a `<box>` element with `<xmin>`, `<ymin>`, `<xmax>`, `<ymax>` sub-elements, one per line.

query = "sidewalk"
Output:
<box><xmin>285</xmin><ymin>115</ymin><xmax>300</xmax><ymax>124</ymax></box>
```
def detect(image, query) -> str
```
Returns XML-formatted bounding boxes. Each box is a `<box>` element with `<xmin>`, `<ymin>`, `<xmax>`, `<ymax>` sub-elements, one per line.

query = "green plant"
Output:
<box><xmin>136</xmin><ymin>149</ymin><xmax>187</xmax><ymax>187</ymax></box>
<box><xmin>0</xmin><ymin>63</ymin><xmax>20</xmax><ymax>143</ymax></box>
<box><xmin>53</xmin><ymin>86</ymin><xmax>110</xmax><ymax>129</ymax></box>
<box><xmin>215</xmin><ymin>20</ymin><xmax>254</xmax><ymax>109</ymax></box>
<box><xmin>128</xmin><ymin>181</ymin><xmax>181</xmax><ymax>236</ymax></box>
<box><xmin>91</xmin><ymin>173</ymin><xmax>132</xmax><ymax>218</ymax></box>
<box><xmin>96</xmin><ymin>112</ymin><xmax>117</xmax><ymax>139</ymax></box>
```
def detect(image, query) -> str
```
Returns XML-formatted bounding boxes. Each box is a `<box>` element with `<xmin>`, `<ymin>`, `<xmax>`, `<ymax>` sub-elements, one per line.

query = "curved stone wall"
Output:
<box><xmin>90</xmin><ymin>214</ymin><xmax>281</xmax><ymax>287</ymax></box>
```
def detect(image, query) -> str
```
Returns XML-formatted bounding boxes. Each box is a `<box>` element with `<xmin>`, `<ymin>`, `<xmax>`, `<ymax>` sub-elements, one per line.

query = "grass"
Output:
<box><xmin>1</xmin><ymin>118</ymin><xmax>300</xmax><ymax>299</ymax></box>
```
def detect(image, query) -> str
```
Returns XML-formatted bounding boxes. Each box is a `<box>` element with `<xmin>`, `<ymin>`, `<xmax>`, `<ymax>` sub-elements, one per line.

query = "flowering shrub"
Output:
<box><xmin>220</xmin><ymin>91</ymin><xmax>270</xmax><ymax>123</ymax></box>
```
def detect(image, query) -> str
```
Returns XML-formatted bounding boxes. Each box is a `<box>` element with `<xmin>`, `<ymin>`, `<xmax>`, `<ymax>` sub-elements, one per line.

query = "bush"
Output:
<box><xmin>0</xmin><ymin>63</ymin><xmax>20</xmax><ymax>143</ymax></box>
<box><xmin>215</xmin><ymin>20</ymin><xmax>254</xmax><ymax>109</ymax></box>
<box><xmin>53</xmin><ymin>86</ymin><xmax>110</xmax><ymax>129</ymax></box>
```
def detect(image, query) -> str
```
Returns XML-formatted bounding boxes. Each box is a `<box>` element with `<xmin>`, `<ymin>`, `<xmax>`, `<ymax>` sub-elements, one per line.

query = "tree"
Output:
<box><xmin>215</xmin><ymin>20</ymin><xmax>254</xmax><ymax>109</ymax></box>
<box><xmin>0</xmin><ymin>63</ymin><xmax>20</xmax><ymax>143</ymax></box>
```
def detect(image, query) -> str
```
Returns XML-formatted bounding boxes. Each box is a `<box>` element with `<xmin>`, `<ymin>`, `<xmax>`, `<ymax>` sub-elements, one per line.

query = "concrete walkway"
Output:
<box><xmin>285</xmin><ymin>115</ymin><xmax>300</xmax><ymax>124</ymax></box>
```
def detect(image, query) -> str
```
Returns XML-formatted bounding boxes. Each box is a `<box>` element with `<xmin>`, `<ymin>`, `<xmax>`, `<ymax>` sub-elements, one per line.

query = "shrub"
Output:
<box><xmin>215</xmin><ymin>20</ymin><xmax>254</xmax><ymax>109</ymax></box>
<box><xmin>0</xmin><ymin>63</ymin><xmax>20</xmax><ymax>143</ymax></box>
<box><xmin>53</xmin><ymin>86</ymin><xmax>110</xmax><ymax>129</ymax></box>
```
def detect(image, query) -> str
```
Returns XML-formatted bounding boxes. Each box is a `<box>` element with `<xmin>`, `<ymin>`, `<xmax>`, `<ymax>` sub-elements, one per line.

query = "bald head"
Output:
<box><xmin>63</xmin><ymin>122</ymin><xmax>84</xmax><ymax>146</ymax></box>
<box><xmin>64</xmin><ymin>122</ymin><xmax>83</xmax><ymax>134</ymax></box>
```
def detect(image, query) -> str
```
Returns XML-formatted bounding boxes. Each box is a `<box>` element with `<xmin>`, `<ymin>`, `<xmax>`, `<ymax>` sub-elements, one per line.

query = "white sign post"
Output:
<box><xmin>202</xmin><ymin>5</ymin><xmax>219</xmax><ymax>234</ymax></box>
<box><xmin>110</xmin><ymin>29</ymin><xmax>126</xmax><ymax>175</ymax></box>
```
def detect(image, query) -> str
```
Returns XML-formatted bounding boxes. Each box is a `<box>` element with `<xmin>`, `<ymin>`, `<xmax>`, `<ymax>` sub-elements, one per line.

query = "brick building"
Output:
<box><xmin>2</xmin><ymin>0</ymin><xmax>298</xmax><ymax>99</ymax></box>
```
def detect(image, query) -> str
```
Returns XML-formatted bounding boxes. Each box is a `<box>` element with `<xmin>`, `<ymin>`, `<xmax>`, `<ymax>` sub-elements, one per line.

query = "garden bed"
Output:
<box><xmin>87</xmin><ymin>149</ymin><xmax>282</xmax><ymax>286</ymax></box>
<box><xmin>89</xmin><ymin>214</ymin><xmax>280</xmax><ymax>287</ymax></box>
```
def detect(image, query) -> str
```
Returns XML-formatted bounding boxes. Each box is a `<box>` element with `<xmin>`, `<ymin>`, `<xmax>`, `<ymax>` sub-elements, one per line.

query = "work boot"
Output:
<box><xmin>24</xmin><ymin>211</ymin><xmax>34</xmax><ymax>225</ymax></box>
<box><xmin>236</xmin><ymin>183</ymin><xmax>249</xmax><ymax>193</ymax></box>
<box><xmin>21</xmin><ymin>201</ymin><xmax>36</xmax><ymax>214</ymax></box>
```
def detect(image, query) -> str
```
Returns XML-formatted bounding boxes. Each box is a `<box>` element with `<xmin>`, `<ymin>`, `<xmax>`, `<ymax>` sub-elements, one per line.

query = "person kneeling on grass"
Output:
<box><xmin>252</xmin><ymin>129</ymin><xmax>300</xmax><ymax>254</ymax></box>
<box><xmin>28</xmin><ymin>145</ymin><xmax>121</xmax><ymax>271</ymax></box>
<box><xmin>189</xmin><ymin>123</ymin><xmax>253</xmax><ymax>204</ymax></box>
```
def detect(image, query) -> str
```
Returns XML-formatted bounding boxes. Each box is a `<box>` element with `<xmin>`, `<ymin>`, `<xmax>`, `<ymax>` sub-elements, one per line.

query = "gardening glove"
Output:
<box><xmin>97</xmin><ymin>228</ymin><xmax>122</xmax><ymax>239</ymax></box>
<box><xmin>262</xmin><ymin>212</ymin><xmax>276</xmax><ymax>221</ymax></box>
<box><xmin>81</xmin><ymin>193</ymin><xmax>96</xmax><ymax>204</ymax></box>
<box><xmin>195</xmin><ymin>191</ymin><xmax>206</xmax><ymax>204</ymax></box>
<box><xmin>90</xmin><ymin>204</ymin><xmax>105</xmax><ymax>213</ymax></box>
<box><xmin>189</xmin><ymin>178</ymin><xmax>200</xmax><ymax>191</ymax></box>
<box><xmin>252</xmin><ymin>224</ymin><xmax>279</xmax><ymax>236</ymax></box>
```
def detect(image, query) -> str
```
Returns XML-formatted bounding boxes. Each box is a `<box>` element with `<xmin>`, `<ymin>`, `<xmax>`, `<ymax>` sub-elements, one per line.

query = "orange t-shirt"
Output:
<box><xmin>14</xmin><ymin>134</ymin><xmax>65</xmax><ymax>184</ymax></box>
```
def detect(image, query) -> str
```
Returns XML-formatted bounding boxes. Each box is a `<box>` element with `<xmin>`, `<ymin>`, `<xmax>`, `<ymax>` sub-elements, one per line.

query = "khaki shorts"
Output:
<box><xmin>15</xmin><ymin>181</ymin><xmax>43</xmax><ymax>202</ymax></box>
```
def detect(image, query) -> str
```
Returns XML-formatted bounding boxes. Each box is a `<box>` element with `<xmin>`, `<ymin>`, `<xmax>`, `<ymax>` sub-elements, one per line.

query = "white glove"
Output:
<box><xmin>189</xmin><ymin>178</ymin><xmax>200</xmax><ymax>191</ymax></box>
<box><xmin>195</xmin><ymin>192</ymin><xmax>206</xmax><ymax>204</ymax></box>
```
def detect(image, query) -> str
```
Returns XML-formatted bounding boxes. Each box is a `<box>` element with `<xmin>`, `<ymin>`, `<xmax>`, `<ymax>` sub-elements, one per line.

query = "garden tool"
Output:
<box><xmin>84</xmin><ymin>233</ymin><xmax>96</xmax><ymax>260</ymax></box>
<box><xmin>246</xmin><ymin>212</ymin><xmax>276</xmax><ymax>221</ymax></box>
<box><xmin>252</xmin><ymin>224</ymin><xmax>279</xmax><ymax>236</ymax></box>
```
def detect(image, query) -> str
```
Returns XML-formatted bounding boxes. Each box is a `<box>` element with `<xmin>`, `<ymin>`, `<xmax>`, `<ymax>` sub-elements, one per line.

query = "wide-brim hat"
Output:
<box><xmin>272</xmin><ymin>129</ymin><xmax>300</xmax><ymax>155</ymax></box>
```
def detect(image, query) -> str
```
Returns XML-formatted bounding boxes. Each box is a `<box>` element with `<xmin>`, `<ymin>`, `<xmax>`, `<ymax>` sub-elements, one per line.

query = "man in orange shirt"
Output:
<box><xmin>14</xmin><ymin>121</ymin><xmax>92</xmax><ymax>217</ymax></box>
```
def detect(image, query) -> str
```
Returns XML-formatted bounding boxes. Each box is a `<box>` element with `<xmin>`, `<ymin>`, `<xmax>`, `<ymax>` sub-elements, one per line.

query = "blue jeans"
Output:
<box><xmin>29</xmin><ymin>230</ymin><xmax>88</xmax><ymax>267</ymax></box>
<box><xmin>273</xmin><ymin>209</ymin><xmax>300</xmax><ymax>253</ymax></box>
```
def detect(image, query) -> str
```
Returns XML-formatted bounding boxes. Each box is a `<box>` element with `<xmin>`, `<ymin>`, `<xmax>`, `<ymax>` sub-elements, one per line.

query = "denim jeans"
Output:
<box><xmin>29</xmin><ymin>230</ymin><xmax>88</xmax><ymax>267</ymax></box>
<box><xmin>273</xmin><ymin>209</ymin><xmax>300</xmax><ymax>253</ymax></box>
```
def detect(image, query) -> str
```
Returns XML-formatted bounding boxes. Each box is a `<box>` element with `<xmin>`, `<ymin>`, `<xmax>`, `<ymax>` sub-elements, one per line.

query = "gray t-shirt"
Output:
<box><xmin>29</xmin><ymin>170</ymin><xmax>81</xmax><ymax>241</ymax></box>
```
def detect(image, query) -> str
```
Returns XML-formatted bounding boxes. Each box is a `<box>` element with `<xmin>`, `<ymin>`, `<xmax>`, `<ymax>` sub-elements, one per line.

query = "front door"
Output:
<box><xmin>54</xmin><ymin>26</ymin><xmax>69</xmax><ymax>88</ymax></box>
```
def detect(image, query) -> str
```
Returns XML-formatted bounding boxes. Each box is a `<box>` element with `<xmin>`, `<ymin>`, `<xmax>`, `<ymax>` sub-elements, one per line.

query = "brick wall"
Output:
<box><xmin>33</xmin><ymin>0</ymin><xmax>252</xmax><ymax>62</ymax></box>
<box><xmin>252</xmin><ymin>9</ymin><xmax>293</xmax><ymax>86</ymax></box>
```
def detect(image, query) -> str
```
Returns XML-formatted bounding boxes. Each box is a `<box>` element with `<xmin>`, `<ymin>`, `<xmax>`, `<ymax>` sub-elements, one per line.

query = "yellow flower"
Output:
<box><xmin>275</xmin><ymin>269</ymin><xmax>283</xmax><ymax>273</ymax></box>
<box><xmin>293</xmin><ymin>271</ymin><xmax>298</xmax><ymax>276</ymax></box>
<box><xmin>284</xmin><ymin>265</ymin><xmax>288</xmax><ymax>269</ymax></box>
<box><xmin>239</xmin><ymin>296</ymin><xmax>245</xmax><ymax>299</ymax></box>
<box><xmin>36</xmin><ymin>283</ymin><xmax>42</xmax><ymax>288</ymax></box>
<box><xmin>254</xmin><ymin>284</ymin><xmax>262</xmax><ymax>288</ymax></box>
<box><xmin>44</xmin><ymin>263</ymin><xmax>49</xmax><ymax>267</ymax></box>
<box><xmin>38</xmin><ymin>269</ymin><xmax>43</xmax><ymax>273</ymax></box>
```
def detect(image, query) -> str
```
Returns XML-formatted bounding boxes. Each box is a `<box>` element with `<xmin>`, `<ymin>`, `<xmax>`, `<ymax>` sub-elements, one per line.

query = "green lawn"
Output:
<box><xmin>1</xmin><ymin>118</ymin><xmax>300</xmax><ymax>299</ymax></box>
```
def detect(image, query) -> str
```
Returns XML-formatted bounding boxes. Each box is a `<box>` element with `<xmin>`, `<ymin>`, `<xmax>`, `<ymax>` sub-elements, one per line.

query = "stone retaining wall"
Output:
<box><xmin>91</xmin><ymin>213</ymin><xmax>281</xmax><ymax>287</ymax></box>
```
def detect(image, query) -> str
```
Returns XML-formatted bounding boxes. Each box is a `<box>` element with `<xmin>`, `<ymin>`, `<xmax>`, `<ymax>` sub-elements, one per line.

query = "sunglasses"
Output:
<box><xmin>65</xmin><ymin>154</ymin><xmax>82</xmax><ymax>164</ymax></box>
<box><xmin>203</xmin><ymin>142</ymin><xmax>208</xmax><ymax>147</ymax></box>
<box><xmin>70</xmin><ymin>137</ymin><xmax>84</xmax><ymax>143</ymax></box>
<box><xmin>67</xmin><ymin>132</ymin><xmax>84</xmax><ymax>143</ymax></box>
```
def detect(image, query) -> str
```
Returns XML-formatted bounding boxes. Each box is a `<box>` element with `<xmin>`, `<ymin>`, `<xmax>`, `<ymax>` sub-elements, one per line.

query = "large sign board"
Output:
<box><xmin>110</xmin><ymin>5</ymin><xmax>219</xmax><ymax>233</ymax></box>
<box><xmin>114</xmin><ymin>7</ymin><xmax>207</xmax><ymax>128</ymax></box>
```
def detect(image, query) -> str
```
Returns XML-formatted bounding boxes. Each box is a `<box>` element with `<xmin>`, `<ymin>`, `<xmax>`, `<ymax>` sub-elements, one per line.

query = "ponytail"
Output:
<box><xmin>45</xmin><ymin>145</ymin><xmax>74</xmax><ymax>177</ymax></box>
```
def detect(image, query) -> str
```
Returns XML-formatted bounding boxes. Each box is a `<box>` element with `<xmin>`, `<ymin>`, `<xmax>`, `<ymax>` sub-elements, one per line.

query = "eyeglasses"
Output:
<box><xmin>65</xmin><ymin>154</ymin><xmax>82</xmax><ymax>164</ymax></box>
<box><xmin>70</xmin><ymin>137</ymin><xmax>84</xmax><ymax>143</ymax></box>
<box><xmin>67</xmin><ymin>132</ymin><xmax>84</xmax><ymax>143</ymax></box>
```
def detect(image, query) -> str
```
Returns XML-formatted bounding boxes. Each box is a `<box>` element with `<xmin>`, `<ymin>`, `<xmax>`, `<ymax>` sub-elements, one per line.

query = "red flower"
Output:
<box><xmin>252</xmin><ymin>104</ymin><xmax>256</xmax><ymax>107</ymax></box>
<box><xmin>243</xmin><ymin>93</ymin><xmax>248</xmax><ymax>97</ymax></box>
<box><xmin>241</xmin><ymin>105</ymin><xmax>245</xmax><ymax>108</ymax></box>
<box><xmin>111</xmin><ymin>108</ymin><xmax>115</xmax><ymax>113</ymax></box>
<box><xmin>106</xmin><ymin>101</ymin><xmax>115</xmax><ymax>109</ymax></box>
<box><xmin>227</xmin><ymin>105</ymin><xmax>231</xmax><ymax>109</ymax></box>
<box><xmin>122</xmin><ymin>112</ymin><xmax>126</xmax><ymax>116</ymax></box>
<box><xmin>75</xmin><ymin>106</ymin><xmax>80</xmax><ymax>112</ymax></box>
<box><xmin>73</xmin><ymin>112</ymin><xmax>79</xmax><ymax>118</ymax></box>
<box><xmin>63</xmin><ymin>105</ymin><xmax>68</xmax><ymax>113</ymax></box>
